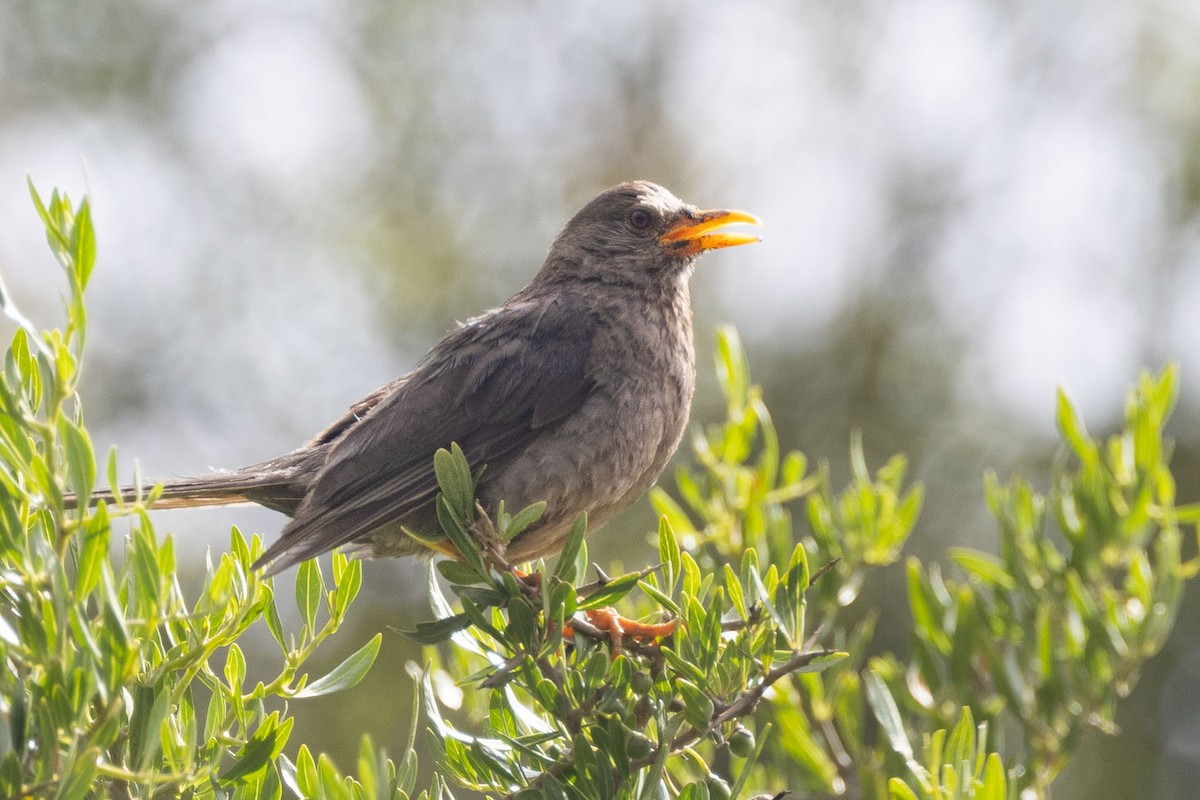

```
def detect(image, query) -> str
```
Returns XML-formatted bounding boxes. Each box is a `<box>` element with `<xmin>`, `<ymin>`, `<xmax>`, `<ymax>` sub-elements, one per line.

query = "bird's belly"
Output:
<box><xmin>487</xmin><ymin>386</ymin><xmax>687</xmax><ymax>562</ymax></box>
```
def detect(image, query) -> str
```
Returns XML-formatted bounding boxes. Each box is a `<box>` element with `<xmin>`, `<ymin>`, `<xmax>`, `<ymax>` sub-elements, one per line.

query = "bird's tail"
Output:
<box><xmin>76</xmin><ymin>473</ymin><xmax>261</xmax><ymax>511</ymax></box>
<box><xmin>66</xmin><ymin>453</ymin><xmax>318</xmax><ymax>517</ymax></box>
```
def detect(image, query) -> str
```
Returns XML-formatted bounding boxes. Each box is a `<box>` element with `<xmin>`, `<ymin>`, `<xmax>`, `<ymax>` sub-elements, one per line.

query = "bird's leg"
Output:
<box><xmin>584</xmin><ymin>608</ymin><xmax>677</xmax><ymax>639</ymax></box>
<box><xmin>509</xmin><ymin>566</ymin><xmax>543</xmax><ymax>599</ymax></box>
<box><xmin>562</xmin><ymin>607</ymin><xmax>677</xmax><ymax>654</ymax></box>
<box><xmin>470</xmin><ymin>502</ymin><xmax>520</xmax><ymax>575</ymax></box>
<box><xmin>445</xmin><ymin>506</ymin><xmax>676</xmax><ymax>647</ymax></box>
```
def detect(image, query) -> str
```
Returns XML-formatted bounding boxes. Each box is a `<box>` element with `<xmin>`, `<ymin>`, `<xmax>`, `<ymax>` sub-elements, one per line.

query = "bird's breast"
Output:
<box><xmin>493</xmin><ymin>288</ymin><xmax>696</xmax><ymax>560</ymax></box>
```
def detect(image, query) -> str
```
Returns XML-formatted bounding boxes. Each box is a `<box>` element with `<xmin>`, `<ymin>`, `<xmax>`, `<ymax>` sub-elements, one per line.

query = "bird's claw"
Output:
<box><xmin>565</xmin><ymin>607</ymin><xmax>676</xmax><ymax>655</ymax></box>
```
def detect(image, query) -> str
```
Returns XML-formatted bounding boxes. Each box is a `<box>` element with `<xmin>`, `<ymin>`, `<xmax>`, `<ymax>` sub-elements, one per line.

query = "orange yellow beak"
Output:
<box><xmin>660</xmin><ymin>209</ymin><xmax>763</xmax><ymax>257</ymax></box>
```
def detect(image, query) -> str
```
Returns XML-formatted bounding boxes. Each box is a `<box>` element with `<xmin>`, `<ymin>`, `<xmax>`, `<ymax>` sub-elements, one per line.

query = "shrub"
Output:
<box><xmin>1</xmin><ymin>183</ymin><xmax>1192</xmax><ymax>799</ymax></box>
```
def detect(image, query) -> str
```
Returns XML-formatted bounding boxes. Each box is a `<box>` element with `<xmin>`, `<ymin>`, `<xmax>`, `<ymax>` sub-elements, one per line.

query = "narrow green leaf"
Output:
<box><xmin>1056</xmin><ymin>388</ymin><xmax>1094</xmax><ymax>459</ymax></box>
<box><xmin>220</xmin><ymin>727</ymin><xmax>278</xmax><ymax>783</ymax></box>
<box><xmin>576</xmin><ymin>571</ymin><xmax>643</xmax><ymax>610</ymax></box>
<box><xmin>949</xmin><ymin>548</ymin><xmax>1015</xmax><ymax>589</ymax></box>
<box><xmin>437</xmin><ymin>495</ymin><xmax>486</xmax><ymax>576</ymax></box>
<box><xmin>650</xmin><ymin>488</ymin><xmax>696</xmax><ymax>538</ymax></box>
<box><xmin>714</xmin><ymin>325</ymin><xmax>749</xmax><ymax>411</ymax></box>
<box><xmin>392</xmin><ymin>614</ymin><xmax>472</xmax><ymax>645</ymax></box>
<box><xmin>74</xmin><ymin>505</ymin><xmax>108</xmax><ymax>597</ymax></box>
<box><xmin>332</xmin><ymin>557</ymin><xmax>362</xmax><ymax>620</ymax></box>
<box><xmin>677</xmin><ymin>678</ymin><xmax>715</xmax><ymax>730</ymax></box>
<box><xmin>433</xmin><ymin>443</ymin><xmax>475</xmax><ymax>519</ymax></box>
<box><xmin>979</xmin><ymin>752</ymin><xmax>1008</xmax><ymax>800</ymax></box>
<box><xmin>58</xmin><ymin>417</ymin><xmax>94</xmax><ymax>507</ymax></box>
<box><xmin>437</xmin><ymin>559</ymin><xmax>484</xmax><ymax>586</ymax></box>
<box><xmin>294</xmin><ymin>634</ymin><xmax>382</xmax><ymax>698</ymax></box>
<box><xmin>503</xmin><ymin>501</ymin><xmax>546</xmax><ymax>543</ymax></box>
<box><xmin>724</xmin><ymin>564</ymin><xmax>748</xmax><ymax>620</ymax></box>
<box><xmin>225</xmin><ymin>644</ymin><xmax>246</xmax><ymax>690</ymax></box>
<box><xmin>864</xmin><ymin>670</ymin><xmax>912</xmax><ymax>760</ymax></box>
<box><xmin>793</xmin><ymin>651</ymin><xmax>848</xmax><ymax>674</ymax></box>
<box><xmin>51</xmin><ymin>749</ymin><xmax>99</xmax><ymax>800</ymax></box>
<box><xmin>658</xmin><ymin>515</ymin><xmax>681</xmax><ymax>591</ymax></box>
<box><xmin>552</xmin><ymin>514</ymin><xmax>587</xmax><ymax>582</ymax></box>
<box><xmin>639</xmin><ymin>580</ymin><xmax>681</xmax><ymax>616</ymax></box>
<box><xmin>887</xmin><ymin>778</ymin><xmax>921</xmax><ymax>800</ymax></box>
<box><xmin>71</xmin><ymin>198</ymin><xmax>96</xmax><ymax>288</ymax></box>
<box><xmin>295</xmin><ymin>559</ymin><xmax>322</xmax><ymax>634</ymax></box>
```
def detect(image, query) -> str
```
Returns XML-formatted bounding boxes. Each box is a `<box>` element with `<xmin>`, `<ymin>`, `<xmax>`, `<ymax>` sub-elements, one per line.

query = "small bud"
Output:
<box><xmin>626</xmin><ymin>732</ymin><xmax>653</xmax><ymax>760</ymax></box>
<box><xmin>706</xmin><ymin>775</ymin><xmax>732</xmax><ymax>800</ymax></box>
<box><xmin>728</xmin><ymin>725</ymin><xmax>755</xmax><ymax>758</ymax></box>
<box><xmin>599</xmin><ymin>696</ymin><xmax>628</xmax><ymax>718</ymax></box>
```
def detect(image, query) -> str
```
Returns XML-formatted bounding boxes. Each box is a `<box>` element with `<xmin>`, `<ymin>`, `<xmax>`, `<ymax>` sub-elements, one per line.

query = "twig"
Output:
<box><xmin>808</xmin><ymin>557</ymin><xmax>841</xmax><ymax>587</ymax></box>
<box><xmin>652</xmin><ymin>648</ymin><xmax>839</xmax><ymax>760</ymax></box>
<box><xmin>504</xmin><ymin>647</ymin><xmax>836</xmax><ymax>798</ymax></box>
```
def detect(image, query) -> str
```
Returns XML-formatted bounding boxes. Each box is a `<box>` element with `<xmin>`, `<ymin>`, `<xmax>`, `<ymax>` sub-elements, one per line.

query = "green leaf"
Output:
<box><xmin>58</xmin><ymin>417</ymin><xmax>94</xmax><ymax>507</ymax></box>
<box><xmin>503</xmin><ymin>501</ymin><xmax>546</xmax><ymax>543</ymax></box>
<box><xmin>74</xmin><ymin>505</ymin><xmax>109</xmax><ymax>597</ymax></box>
<box><xmin>864</xmin><ymin>670</ymin><xmax>912</xmax><ymax>761</ymax></box>
<box><xmin>887</xmin><ymin>778</ymin><xmax>921</xmax><ymax>800</ymax></box>
<box><xmin>577</xmin><ymin>570</ymin><xmax>644</xmax><ymax>610</ymax></box>
<box><xmin>650</xmin><ymin>488</ymin><xmax>695</xmax><ymax>539</ymax></box>
<box><xmin>979</xmin><ymin>752</ymin><xmax>1008</xmax><ymax>799</ymax></box>
<box><xmin>437</xmin><ymin>559</ymin><xmax>485</xmax><ymax>586</ymax></box>
<box><xmin>437</xmin><ymin>494</ymin><xmax>487</xmax><ymax>577</ymax></box>
<box><xmin>1056</xmin><ymin>387</ymin><xmax>1094</xmax><ymax>460</ymax></box>
<box><xmin>724</xmin><ymin>564</ymin><xmax>748</xmax><ymax>620</ymax></box>
<box><xmin>552</xmin><ymin>514</ymin><xmax>587</xmax><ymax>582</ymax></box>
<box><xmin>403</xmin><ymin>523</ymin><xmax>449</xmax><ymax>545</ymax></box>
<box><xmin>293</xmin><ymin>747</ymin><xmax>319</xmax><ymax>797</ymax></box>
<box><xmin>949</xmin><ymin>548</ymin><xmax>1015</xmax><ymax>589</ymax></box>
<box><xmin>71</xmin><ymin>198</ymin><xmax>96</xmax><ymax>289</ymax></box>
<box><xmin>676</xmin><ymin>678</ymin><xmax>715</xmax><ymax>730</ymax></box>
<box><xmin>433</xmin><ymin>443</ymin><xmax>475</xmax><ymax>519</ymax></box>
<box><xmin>714</xmin><ymin>325</ymin><xmax>749</xmax><ymax>412</ymax></box>
<box><xmin>392</xmin><ymin>614</ymin><xmax>472</xmax><ymax>645</ymax></box>
<box><xmin>793</xmin><ymin>651</ymin><xmax>848</xmax><ymax>674</ymax></box>
<box><xmin>639</xmin><ymin>580</ymin><xmax>681</xmax><ymax>616</ymax></box>
<box><xmin>295</xmin><ymin>558</ymin><xmax>322</xmax><ymax>634</ymax></box>
<box><xmin>220</xmin><ymin>727</ymin><xmax>278</xmax><ymax>783</ymax></box>
<box><xmin>225</xmin><ymin>644</ymin><xmax>246</xmax><ymax>690</ymax></box>
<box><xmin>295</xmin><ymin>634</ymin><xmax>382</xmax><ymax>698</ymax></box>
<box><xmin>658</xmin><ymin>515</ymin><xmax>681</xmax><ymax>592</ymax></box>
<box><xmin>332</xmin><ymin>556</ymin><xmax>362</xmax><ymax>620</ymax></box>
<box><xmin>52</xmin><ymin>748</ymin><xmax>99</xmax><ymax>800</ymax></box>
<box><xmin>133</xmin><ymin>685</ymin><xmax>172</xmax><ymax>771</ymax></box>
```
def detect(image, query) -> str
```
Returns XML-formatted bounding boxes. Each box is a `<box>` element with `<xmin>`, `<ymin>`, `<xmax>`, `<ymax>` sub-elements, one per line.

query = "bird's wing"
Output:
<box><xmin>255</xmin><ymin>293</ymin><xmax>596</xmax><ymax>571</ymax></box>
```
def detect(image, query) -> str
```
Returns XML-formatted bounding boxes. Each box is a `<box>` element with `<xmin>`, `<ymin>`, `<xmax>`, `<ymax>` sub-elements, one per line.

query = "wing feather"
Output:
<box><xmin>255</xmin><ymin>293</ymin><xmax>595</xmax><ymax>571</ymax></box>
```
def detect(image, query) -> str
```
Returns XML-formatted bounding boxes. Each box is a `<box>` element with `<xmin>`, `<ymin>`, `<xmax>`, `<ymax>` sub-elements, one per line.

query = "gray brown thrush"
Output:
<box><xmin>95</xmin><ymin>181</ymin><xmax>761</xmax><ymax>574</ymax></box>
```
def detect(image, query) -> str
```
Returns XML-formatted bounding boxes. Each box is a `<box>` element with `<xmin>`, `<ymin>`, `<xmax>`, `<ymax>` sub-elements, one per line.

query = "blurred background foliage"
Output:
<box><xmin>2</xmin><ymin>2</ymin><xmax>1199</xmax><ymax>797</ymax></box>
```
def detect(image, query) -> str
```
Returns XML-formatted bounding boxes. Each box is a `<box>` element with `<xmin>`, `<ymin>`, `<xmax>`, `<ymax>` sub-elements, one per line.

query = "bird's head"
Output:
<box><xmin>539</xmin><ymin>181</ymin><xmax>761</xmax><ymax>288</ymax></box>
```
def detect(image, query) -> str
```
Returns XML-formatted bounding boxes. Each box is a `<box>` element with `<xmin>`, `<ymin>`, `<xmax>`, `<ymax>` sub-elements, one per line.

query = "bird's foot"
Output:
<box><xmin>503</xmin><ymin>565</ymin><xmax>675</xmax><ymax>651</ymax></box>
<box><xmin>509</xmin><ymin>567</ymin><xmax>542</xmax><ymax>597</ymax></box>
<box><xmin>472</xmin><ymin>503</ymin><xmax>518</xmax><ymax>574</ymax></box>
<box><xmin>565</xmin><ymin>607</ymin><xmax>676</xmax><ymax>654</ymax></box>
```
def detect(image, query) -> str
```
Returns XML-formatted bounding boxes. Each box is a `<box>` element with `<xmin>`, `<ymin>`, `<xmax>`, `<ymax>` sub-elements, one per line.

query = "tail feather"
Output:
<box><xmin>67</xmin><ymin>445</ymin><xmax>325</xmax><ymax>517</ymax></box>
<box><xmin>84</xmin><ymin>483</ymin><xmax>255</xmax><ymax>510</ymax></box>
<box><xmin>71</xmin><ymin>470</ymin><xmax>300</xmax><ymax>513</ymax></box>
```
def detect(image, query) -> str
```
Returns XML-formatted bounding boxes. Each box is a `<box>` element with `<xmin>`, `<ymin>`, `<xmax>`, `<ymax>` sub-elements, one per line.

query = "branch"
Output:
<box><xmin>504</xmin><ymin>647</ymin><xmax>836</xmax><ymax>798</ymax></box>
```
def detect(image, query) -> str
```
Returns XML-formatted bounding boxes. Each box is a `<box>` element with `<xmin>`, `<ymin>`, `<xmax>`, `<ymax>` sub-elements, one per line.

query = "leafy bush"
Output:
<box><xmin>0</xmin><ymin>185</ymin><xmax>400</xmax><ymax>799</ymax></box>
<box><xmin>1</xmin><ymin>184</ymin><xmax>1194</xmax><ymax>799</ymax></box>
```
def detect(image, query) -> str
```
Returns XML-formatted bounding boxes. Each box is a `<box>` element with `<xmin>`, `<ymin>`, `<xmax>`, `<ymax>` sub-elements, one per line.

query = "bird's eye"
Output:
<box><xmin>628</xmin><ymin>207</ymin><xmax>654</xmax><ymax>231</ymax></box>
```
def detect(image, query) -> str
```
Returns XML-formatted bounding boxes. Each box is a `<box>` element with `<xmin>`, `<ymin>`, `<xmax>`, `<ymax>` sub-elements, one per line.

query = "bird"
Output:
<box><xmin>91</xmin><ymin>181</ymin><xmax>761</xmax><ymax>575</ymax></box>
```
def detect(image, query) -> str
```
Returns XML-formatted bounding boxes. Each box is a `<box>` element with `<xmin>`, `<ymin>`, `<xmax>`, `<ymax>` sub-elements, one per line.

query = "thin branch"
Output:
<box><xmin>505</xmin><ymin>647</ymin><xmax>837</xmax><ymax>798</ymax></box>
